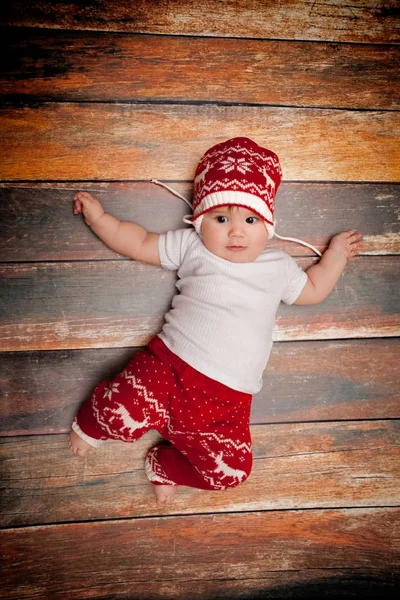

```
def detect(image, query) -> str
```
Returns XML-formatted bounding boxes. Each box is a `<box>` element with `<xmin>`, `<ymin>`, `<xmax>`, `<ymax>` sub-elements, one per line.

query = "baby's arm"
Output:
<box><xmin>294</xmin><ymin>230</ymin><xmax>363</xmax><ymax>305</ymax></box>
<box><xmin>73</xmin><ymin>192</ymin><xmax>160</xmax><ymax>265</ymax></box>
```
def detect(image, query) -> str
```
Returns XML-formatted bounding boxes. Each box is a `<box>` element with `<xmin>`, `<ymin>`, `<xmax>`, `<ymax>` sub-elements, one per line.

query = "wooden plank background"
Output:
<box><xmin>2</xmin><ymin>30</ymin><xmax>399</xmax><ymax>109</ymax></box>
<box><xmin>1</xmin><ymin>104</ymin><xmax>399</xmax><ymax>181</ymax></box>
<box><xmin>0</xmin><ymin>2</ymin><xmax>399</xmax><ymax>598</ymax></box>
<box><xmin>1</xmin><ymin>421</ymin><xmax>399</xmax><ymax>526</ymax></box>
<box><xmin>2</xmin><ymin>0</ymin><xmax>399</xmax><ymax>43</ymax></box>
<box><xmin>2</xmin><ymin>509</ymin><xmax>398</xmax><ymax>600</ymax></box>
<box><xmin>1</xmin><ymin>339</ymin><xmax>398</xmax><ymax>436</ymax></box>
<box><xmin>1</xmin><ymin>256</ymin><xmax>399</xmax><ymax>352</ymax></box>
<box><xmin>1</xmin><ymin>182</ymin><xmax>399</xmax><ymax>260</ymax></box>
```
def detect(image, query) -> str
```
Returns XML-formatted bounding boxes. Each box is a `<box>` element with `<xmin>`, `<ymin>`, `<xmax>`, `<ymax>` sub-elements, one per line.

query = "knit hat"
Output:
<box><xmin>191</xmin><ymin>137</ymin><xmax>282</xmax><ymax>238</ymax></box>
<box><xmin>151</xmin><ymin>137</ymin><xmax>322</xmax><ymax>256</ymax></box>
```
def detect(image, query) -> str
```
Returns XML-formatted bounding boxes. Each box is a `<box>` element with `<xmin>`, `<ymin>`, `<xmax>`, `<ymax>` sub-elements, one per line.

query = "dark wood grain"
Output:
<box><xmin>1</xmin><ymin>421</ymin><xmax>399</xmax><ymax>525</ymax></box>
<box><xmin>1</xmin><ymin>0</ymin><xmax>399</xmax><ymax>43</ymax></box>
<box><xmin>0</xmin><ymin>339</ymin><xmax>398</xmax><ymax>436</ymax></box>
<box><xmin>1</xmin><ymin>104</ymin><xmax>398</xmax><ymax>181</ymax></box>
<box><xmin>0</xmin><ymin>572</ymin><xmax>397</xmax><ymax>600</ymax></box>
<box><xmin>2</xmin><ymin>30</ymin><xmax>398</xmax><ymax>109</ymax></box>
<box><xmin>1</xmin><ymin>182</ymin><xmax>399</xmax><ymax>262</ymax></box>
<box><xmin>1</xmin><ymin>507</ymin><xmax>398</xmax><ymax>599</ymax></box>
<box><xmin>0</xmin><ymin>571</ymin><xmax>397</xmax><ymax>600</ymax></box>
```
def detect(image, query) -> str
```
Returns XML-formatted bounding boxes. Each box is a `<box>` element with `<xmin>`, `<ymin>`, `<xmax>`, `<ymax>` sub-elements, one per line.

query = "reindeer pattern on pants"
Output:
<box><xmin>73</xmin><ymin>336</ymin><xmax>253</xmax><ymax>490</ymax></box>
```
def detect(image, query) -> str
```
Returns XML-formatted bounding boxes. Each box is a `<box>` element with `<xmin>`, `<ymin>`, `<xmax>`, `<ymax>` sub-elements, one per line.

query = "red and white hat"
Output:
<box><xmin>191</xmin><ymin>137</ymin><xmax>282</xmax><ymax>238</ymax></box>
<box><xmin>151</xmin><ymin>139</ymin><xmax>322</xmax><ymax>255</ymax></box>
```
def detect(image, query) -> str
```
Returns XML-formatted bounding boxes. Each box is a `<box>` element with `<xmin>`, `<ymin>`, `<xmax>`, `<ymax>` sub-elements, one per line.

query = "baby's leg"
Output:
<box><xmin>144</xmin><ymin>343</ymin><xmax>253</xmax><ymax>499</ymax></box>
<box><xmin>69</xmin><ymin>347</ymin><xmax>171</xmax><ymax>457</ymax></box>
<box><xmin>145</xmin><ymin>434</ymin><xmax>252</xmax><ymax>494</ymax></box>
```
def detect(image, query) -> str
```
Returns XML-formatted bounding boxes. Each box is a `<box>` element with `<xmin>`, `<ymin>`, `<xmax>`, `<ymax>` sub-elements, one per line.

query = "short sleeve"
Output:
<box><xmin>281</xmin><ymin>254</ymin><xmax>308</xmax><ymax>305</ymax></box>
<box><xmin>158</xmin><ymin>228</ymin><xmax>196</xmax><ymax>271</ymax></box>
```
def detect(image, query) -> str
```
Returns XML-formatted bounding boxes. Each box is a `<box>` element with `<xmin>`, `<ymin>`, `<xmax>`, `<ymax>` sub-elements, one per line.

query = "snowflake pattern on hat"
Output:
<box><xmin>192</xmin><ymin>137</ymin><xmax>282</xmax><ymax>238</ymax></box>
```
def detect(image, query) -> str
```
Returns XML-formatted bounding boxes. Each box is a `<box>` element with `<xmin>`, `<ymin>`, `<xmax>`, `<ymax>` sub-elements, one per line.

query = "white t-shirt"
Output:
<box><xmin>158</xmin><ymin>229</ymin><xmax>307</xmax><ymax>394</ymax></box>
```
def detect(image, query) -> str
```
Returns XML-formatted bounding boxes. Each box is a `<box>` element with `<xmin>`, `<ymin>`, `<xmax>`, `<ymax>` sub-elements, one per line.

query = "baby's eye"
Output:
<box><xmin>246</xmin><ymin>216</ymin><xmax>259</xmax><ymax>224</ymax></box>
<box><xmin>216</xmin><ymin>215</ymin><xmax>228</xmax><ymax>223</ymax></box>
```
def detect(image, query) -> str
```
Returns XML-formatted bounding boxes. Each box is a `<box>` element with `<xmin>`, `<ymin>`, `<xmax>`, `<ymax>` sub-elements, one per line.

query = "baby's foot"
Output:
<box><xmin>68</xmin><ymin>429</ymin><xmax>91</xmax><ymax>458</ymax></box>
<box><xmin>153</xmin><ymin>484</ymin><xmax>177</xmax><ymax>506</ymax></box>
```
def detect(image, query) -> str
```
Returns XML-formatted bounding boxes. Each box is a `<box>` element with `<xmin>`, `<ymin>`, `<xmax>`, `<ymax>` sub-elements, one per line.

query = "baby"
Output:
<box><xmin>68</xmin><ymin>137</ymin><xmax>362</xmax><ymax>505</ymax></box>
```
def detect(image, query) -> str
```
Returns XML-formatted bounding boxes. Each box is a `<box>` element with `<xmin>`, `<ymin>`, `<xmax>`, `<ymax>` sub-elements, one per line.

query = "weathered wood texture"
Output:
<box><xmin>1</xmin><ymin>339</ymin><xmax>398</xmax><ymax>436</ymax></box>
<box><xmin>1</xmin><ymin>257</ymin><xmax>399</xmax><ymax>352</ymax></box>
<box><xmin>1</xmin><ymin>421</ymin><xmax>399</xmax><ymax>526</ymax></box>
<box><xmin>1</xmin><ymin>508</ymin><xmax>399</xmax><ymax>600</ymax></box>
<box><xmin>1</xmin><ymin>571</ymin><xmax>398</xmax><ymax>600</ymax></box>
<box><xmin>0</xmin><ymin>572</ymin><xmax>397</xmax><ymax>600</ymax></box>
<box><xmin>0</xmin><ymin>1</ymin><xmax>398</xmax><ymax>598</ymax></box>
<box><xmin>1</xmin><ymin>104</ymin><xmax>398</xmax><ymax>181</ymax></box>
<box><xmin>1</xmin><ymin>182</ymin><xmax>399</xmax><ymax>261</ymax></box>
<box><xmin>1</xmin><ymin>0</ymin><xmax>399</xmax><ymax>43</ymax></box>
<box><xmin>2</xmin><ymin>30</ymin><xmax>399</xmax><ymax>109</ymax></box>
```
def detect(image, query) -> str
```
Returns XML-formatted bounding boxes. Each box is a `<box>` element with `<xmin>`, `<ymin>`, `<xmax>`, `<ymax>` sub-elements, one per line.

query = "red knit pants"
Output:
<box><xmin>72</xmin><ymin>337</ymin><xmax>253</xmax><ymax>490</ymax></box>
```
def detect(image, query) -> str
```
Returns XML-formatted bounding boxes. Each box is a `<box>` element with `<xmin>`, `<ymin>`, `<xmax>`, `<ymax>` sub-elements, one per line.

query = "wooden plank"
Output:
<box><xmin>0</xmin><ymin>572</ymin><xmax>397</xmax><ymax>600</ymax></box>
<box><xmin>0</xmin><ymin>339</ymin><xmax>398</xmax><ymax>436</ymax></box>
<box><xmin>1</xmin><ymin>104</ymin><xmax>398</xmax><ymax>181</ymax></box>
<box><xmin>254</xmin><ymin>338</ymin><xmax>400</xmax><ymax>423</ymax></box>
<box><xmin>1</xmin><ymin>182</ymin><xmax>399</xmax><ymax>262</ymax></box>
<box><xmin>0</xmin><ymin>574</ymin><xmax>397</xmax><ymax>600</ymax></box>
<box><xmin>1</xmin><ymin>508</ymin><xmax>398</xmax><ymax>599</ymax></box>
<box><xmin>0</xmin><ymin>257</ymin><xmax>399</xmax><ymax>352</ymax></box>
<box><xmin>1</xmin><ymin>571</ymin><xmax>398</xmax><ymax>600</ymax></box>
<box><xmin>1</xmin><ymin>421</ymin><xmax>399</xmax><ymax>525</ymax></box>
<box><xmin>1</xmin><ymin>0</ymin><xmax>399</xmax><ymax>43</ymax></box>
<box><xmin>2</xmin><ymin>31</ymin><xmax>399</xmax><ymax>110</ymax></box>
<box><xmin>0</xmin><ymin>346</ymin><xmax>135</xmax><ymax>435</ymax></box>
<box><xmin>0</xmin><ymin>260</ymin><xmax>173</xmax><ymax>351</ymax></box>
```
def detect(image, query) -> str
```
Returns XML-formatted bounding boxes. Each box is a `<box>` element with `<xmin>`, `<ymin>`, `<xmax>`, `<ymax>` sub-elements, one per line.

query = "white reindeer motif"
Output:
<box><xmin>194</xmin><ymin>161</ymin><xmax>211</xmax><ymax>186</ymax></box>
<box><xmin>261</xmin><ymin>166</ymin><xmax>276</xmax><ymax>197</ymax></box>
<box><xmin>105</xmin><ymin>403</ymin><xmax>150</xmax><ymax>436</ymax></box>
<box><xmin>211</xmin><ymin>451</ymin><xmax>248</xmax><ymax>483</ymax></box>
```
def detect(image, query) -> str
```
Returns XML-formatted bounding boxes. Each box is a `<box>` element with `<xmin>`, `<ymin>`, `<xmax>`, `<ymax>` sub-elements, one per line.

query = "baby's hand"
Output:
<box><xmin>328</xmin><ymin>230</ymin><xmax>363</xmax><ymax>260</ymax></box>
<box><xmin>73</xmin><ymin>192</ymin><xmax>105</xmax><ymax>226</ymax></box>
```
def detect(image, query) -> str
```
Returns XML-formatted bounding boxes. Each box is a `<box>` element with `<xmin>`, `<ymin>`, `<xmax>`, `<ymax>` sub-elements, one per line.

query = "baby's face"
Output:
<box><xmin>200</xmin><ymin>206</ymin><xmax>268</xmax><ymax>263</ymax></box>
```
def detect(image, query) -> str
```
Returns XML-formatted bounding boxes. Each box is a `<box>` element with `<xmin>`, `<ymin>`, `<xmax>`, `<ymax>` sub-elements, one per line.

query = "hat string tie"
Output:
<box><xmin>151</xmin><ymin>179</ymin><xmax>194</xmax><ymax>225</ymax></box>
<box><xmin>274</xmin><ymin>232</ymin><xmax>322</xmax><ymax>257</ymax></box>
<box><xmin>151</xmin><ymin>179</ymin><xmax>193</xmax><ymax>209</ymax></box>
<box><xmin>151</xmin><ymin>179</ymin><xmax>321</xmax><ymax>257</ymax></box>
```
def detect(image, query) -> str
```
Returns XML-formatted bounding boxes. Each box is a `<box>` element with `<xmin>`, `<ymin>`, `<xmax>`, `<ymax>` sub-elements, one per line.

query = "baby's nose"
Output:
<box><xmin>229</xmin><ymin>225</ymin><xmax>244</xmax><ymax>237</ymax></box>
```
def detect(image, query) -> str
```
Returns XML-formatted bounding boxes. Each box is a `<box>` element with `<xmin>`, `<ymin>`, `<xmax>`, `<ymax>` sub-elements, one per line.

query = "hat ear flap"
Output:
<box><xmin>265</xmin><ymin>221</ymin><xmax>275</xmax><ymax>239</ymax></box>
<box><xmin>192</xmin><ymin>215</ymin><xmax>204</xmax><ymax>236</ymax></box>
